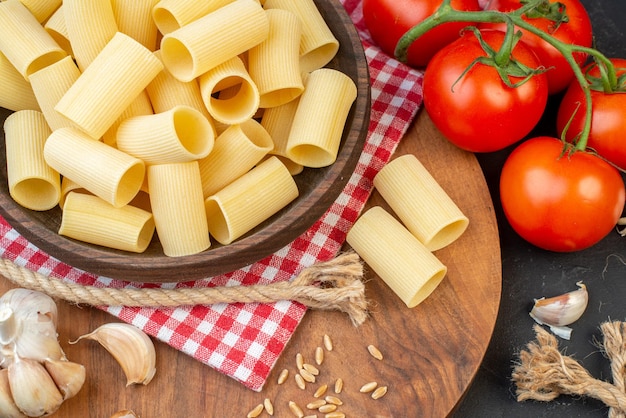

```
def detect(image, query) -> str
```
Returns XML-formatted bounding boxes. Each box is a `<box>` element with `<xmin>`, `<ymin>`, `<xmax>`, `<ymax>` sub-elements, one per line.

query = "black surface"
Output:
<box><xmin>452</xmin><ymin>1</ymin><xmax>626</xmax><ymax>417</ymax></box>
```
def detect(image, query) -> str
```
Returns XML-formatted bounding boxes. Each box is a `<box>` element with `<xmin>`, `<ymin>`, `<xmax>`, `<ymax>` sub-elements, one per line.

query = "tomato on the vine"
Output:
<box><xmin>500</xmin><ymin>136</ymin><xmax>625</xmax><ymax>252</ymax></box>
<box><xmin>482</xmin><ymin>0</ymin><xmax>593</xmax><ymax>94</ymax></box>
<box><xmin>556</xmin><ymin>58</ymin><xmax>626</xmax><ymax>170</ymax></box>
<box><xmin>362</xmin><ymin>0</ymin><xmax>481</xmax><ymax>68</ymax></box>
<box><xmin>423</xmin><ymin>29</ymin><xmax>549</xmax><ymax>153</ymax></box>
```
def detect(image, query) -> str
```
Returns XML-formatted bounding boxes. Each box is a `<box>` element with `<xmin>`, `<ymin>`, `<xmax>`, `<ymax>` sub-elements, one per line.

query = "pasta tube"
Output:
<box><xmin>198</xmin><ymin>119</ymin><xmax>273</xmax><ymax>198</ymax></box>
<box><xmin>101</xmin><ymin>90</ymin><xmax>154</xmax><ymax>147</ymax></box>
<box><xmin>152</xmin><ymin>0</ymin><xmax>234</xmax><ymax>34</ymax></box>
<box><xmin>55</xmin><ymin>32</ymin><xmax>163</xmax><ymax>140</ymax></box>
<box><xmin>0</xmin><ymin>0</ymin><xmax>66</xmax><ymax>79</ymax></box>
<box><xmin>205</xmin><ymin>156</ymin><xmax>298</xmax><ymax>245</ymax></box>
<box><xmin>116</xmin><ymin>105</ymin><xmax>215</xmax><ymax>165</ymax></box>
<box><xmin>248</xmin><ymin>9</ymin><xmax>304</xmax><ymax>108</ymax></box>
<box><xmin>63</xmin><ymin>0</ymin><xmax>118</xmax><ymax>71</ymax></box>
<box><xmin>148</xmin><ymin>161</ymin><xmax>211</xmax><ymax>257</ymax></box>
<box><xmin>147</xmin><ymin>50</ymin><xmax>212</xmax><ymax>122</ymax></box>
<box><xmin>0</xmin><ymin>52</ymin><xmax>40</xmax><ymax>111</ymax></box>
<box><xmin>19</xmin><ymin>0</ymin><xmax>61</xmax><ymax>23</ymax></box>
<box><xmin>373</xmin><ymin>154</ymin><xmax>469</xmax><ymax>251</ymax></box>
<box><xmin>346</xmin><ymin>206</ymin><xmax>448</xmax><ymax>308</ymax></box>
<box><xmin>111</xmin><ymin>0</ymin><xmax>160</xmax><ymax>50</ymax></box>
<box><xmin>198</xmin><ymin>56</ymin><xmax>260</xmax><ymax>125</ymax></box>
<box><xmin>59</xmin><ymin>192</ymin><xmax>155</xmax><ymax>253</ymax></box>
<box><xmin>4</xmin><ymin>110</ymin><xmax>61</xmax><ymax>211</ymax></box>
<box><xmin>160</xmin><ymin>0</ymin><xmax>269</xmax><ymax>82</ymax></box>
<box><xmin>264</xmin><ymin>0</ymin><xmax>339</xmax><ymax>72</ymax></box>
<box><xmin>43</xmin><ymin>127</ymin><xmax>146</xmax><ymax>208</ymax></box>
<box><xmin>44</xmin><ymin>6</ymin><xmax>73</xmax><ymax>56</ymax></box>
<box><xmin>28</xmin><ymin>55</ymin><xmax>80</xmax><ymax>131</ymax></box>
<box><xmin>286</xmin><ymin>68</ymin><xmax>357</xmax><ymax>168</ymax></box>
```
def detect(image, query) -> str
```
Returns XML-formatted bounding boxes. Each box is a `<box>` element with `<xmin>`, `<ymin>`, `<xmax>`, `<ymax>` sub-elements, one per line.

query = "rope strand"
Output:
<box><xmin>0</xmin><ymin>252</ymin><xmax>369</xmax><ymax>326</ymax></box>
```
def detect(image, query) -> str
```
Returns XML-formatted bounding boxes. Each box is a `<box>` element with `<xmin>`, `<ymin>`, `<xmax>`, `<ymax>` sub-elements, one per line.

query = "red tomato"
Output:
<box><xmin>423</xmin><ymin>29</ymin><xmax>549</xmax><ymax>152</ymax></box>
<box><xmin>483</xmin><ymin>0</ymin><xmax>593</xmax><ymax>94</ymax></box>
<box><xmin>500</xmin><ymin>136</ymin><xmax>625</xmax><ymax>252</ymax></box>
<box><xmin>556</xmin><ymin>58</ymin><xmax>626</xmax><ymax>170</ymax></box>
<box><xmin>362</xmin><ymin>0</ymin><xmax>481</xmax><ymax>68</ymax></box>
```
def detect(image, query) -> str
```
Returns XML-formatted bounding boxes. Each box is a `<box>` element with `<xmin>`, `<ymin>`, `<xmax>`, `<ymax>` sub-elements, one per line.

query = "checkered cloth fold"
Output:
<box><xmin>0</xmin><ymin>0</ymin><xmax>423</xmax><ymax>391</ymax></box>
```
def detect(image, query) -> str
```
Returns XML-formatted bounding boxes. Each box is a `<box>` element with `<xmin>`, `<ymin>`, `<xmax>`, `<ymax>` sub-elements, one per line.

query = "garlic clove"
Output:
<box><xmin>14</xmin><ymin>328</ymin><xmax>66</xmax><ymax>365</ymax></box>
<box><xmin>110</xmin><ymin>410</ymin><xmax>139</xmax><ymax>418</ymax></box>
<box><xmin>0</xmin><ymin>369</ymin><xmax>26</xmax><ymax>418</ymax></box>
<box><xmin>8</xmin><ymin>358</ymin><xmax>64</xmax><ymax>417</ymax></box>
<box><xmin>71</xmin><ymin>322</ymin><xmax>156</xmax><ymax>386</ymax></box>
<box><xmin>530</xmin><ymin>281</ymin><xmax>589</xmax><ymax>327</ymax></box>
<box><xmin>0</xmin><ymin>289</ymin><xmax>58</xmax><ymax>328</ymax></box>
<box><xmin>44</xmin><ymin>359</ymin><xmax>86</xmax><ymax>400</ymax></box>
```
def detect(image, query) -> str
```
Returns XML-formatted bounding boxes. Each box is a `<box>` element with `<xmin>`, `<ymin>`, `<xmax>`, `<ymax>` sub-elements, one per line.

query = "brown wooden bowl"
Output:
<box><xmin>0</xmin><ymin>0</ymin><xmax>370</xmax><ymax>283</ymax></box>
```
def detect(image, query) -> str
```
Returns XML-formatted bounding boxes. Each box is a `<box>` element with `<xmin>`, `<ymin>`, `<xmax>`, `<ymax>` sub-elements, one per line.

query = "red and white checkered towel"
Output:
<box><xmin>0</xmin><ymin>0</ymin><xmax>424</xmax><ymax>391</ymax></box>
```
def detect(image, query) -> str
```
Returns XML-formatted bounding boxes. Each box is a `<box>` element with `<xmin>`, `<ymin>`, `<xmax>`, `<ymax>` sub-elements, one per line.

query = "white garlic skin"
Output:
<box><xmin>8</xmin><ymin>359</ymin><xmax>64</xmax><ymax>417</ymax></box>
<box><xmin>530</xmin><ymin>282</ymin><xmax>588</xmax><ymax>327</ymax></box>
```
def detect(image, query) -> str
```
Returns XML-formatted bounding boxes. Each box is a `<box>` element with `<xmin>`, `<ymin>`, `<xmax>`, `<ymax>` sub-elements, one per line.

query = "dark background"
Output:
<box><xmin>452</xmin><ymin>1</ymin><xmax>626</xmax><ymax>417</ymax></box>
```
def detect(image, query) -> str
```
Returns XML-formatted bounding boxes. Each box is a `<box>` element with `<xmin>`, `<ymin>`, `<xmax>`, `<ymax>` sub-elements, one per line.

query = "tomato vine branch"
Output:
<box><xmin>394</xmin><ymin>0</ymin><xmax>616</xmax><ymax>151</ymax></box>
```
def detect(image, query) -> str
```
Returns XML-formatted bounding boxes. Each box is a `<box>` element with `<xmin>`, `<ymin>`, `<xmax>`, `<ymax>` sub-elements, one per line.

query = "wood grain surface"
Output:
<box><xmin>0</xmin><ymin>110</ymin><xmax>501</xmax><ymax>418</ymax></box>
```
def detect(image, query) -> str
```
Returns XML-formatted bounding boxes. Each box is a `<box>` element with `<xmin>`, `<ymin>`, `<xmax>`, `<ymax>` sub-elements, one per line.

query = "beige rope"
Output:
<box><xmin>513</xmin><ymin>324</ymin><xmax>626</xmax><ymax>413</ymax></box>
<box><xmin>602</xmin><ymin>322</ymin><xmax>626</xmax><ymax>418</ymax></box>
<box><xmin>0</xmin><ymin>251</ymin><xmax>369</xmax><ymax>326</ymax></box>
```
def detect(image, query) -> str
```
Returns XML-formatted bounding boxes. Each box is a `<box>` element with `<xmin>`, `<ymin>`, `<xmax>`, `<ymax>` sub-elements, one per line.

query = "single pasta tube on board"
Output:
<box><xmin>198</xmin><ymin>119</ymin><xmax>274</xmax><ymax>198</ymax></box>
<box><xmin>148</xmin><ymin>161</ymin><xmax>211</xmax><ymax>257</ymax></box>
<box><xmin>346</xmin><ymin>206</ymin><xmax>448</xmax><ymax>308</ymax></box>
<box><xmin>0</xmin><ymin>0</ymin><xmax>66</xmax><ymax>79</ymax></box>
<box><xmin>152</xmin><ymin>0</ymin><xmax>234</xmax><ymax>35</ymax></box>
<box><xmin>4</xmin><ymin>110</ymin><xmax>61</xmax><ymax>211</ymax></box>
<box><xmin>28</xmin><ymin>55</ymin><xmax>80</xmax><ymax>131</ymax></box>
<box><xmin>198</xmin><ymin>56</ymin><xmax>260</xmax><ymax>125</ymax></box>
<box><xmin>205</xmin><ymin>156</ymin><xmax>298</xmax><ymax>245</ymax></box>
<box><xmin>248</xmin><ymin>9</ymin><xmax>304</xmax><ymax>109</ymax></box>
<box><xmin>0</xmin><ymin>52</ymin><xmax>40</xmax><ymax>111</ymax></box>
<box><xmin>43</xmin><ymin>127</ymin><xmax>146</xmax><ymax>208</ymax></box>
<box><xmin>59</xmin><ymin>192</ymin><xmax>155</xmax><ymax>253</ymax></box>
<box><xmin>63</xmin><ymin>0</ymin><xmax>118</xmax><ymax>71</ymax></box>
<box><xmin>373</xmin><ymin>154</ymin><xmax>469</xmax><ymax>251</ymax></box>
<box><xmin>264</xmin><ymin>0</ymin><xmax>339</xmax><ymax>73</ymax></box>
<box><xmin>159</xmin><ymin>0</ymin><xmax>269</xmax><ymax>82</ymax></box>
<box><xmin>116</xmin><ymin>105</ymin><xmax>215</xmax><ymax>165</ymax></box>
<box><xmin>286</xmin><ymin>68</ymin><xmax>357</xmax><ymax>168</ymax></box>
<box><xmin>55</xmin><ymin>32</ymin><xmax>163</xmax><ymax>140</ymax></box>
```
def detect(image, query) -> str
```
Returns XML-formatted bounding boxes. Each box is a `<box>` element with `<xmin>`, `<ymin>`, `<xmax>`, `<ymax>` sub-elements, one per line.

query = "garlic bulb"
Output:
<box><xmin>530</xmin><ymin>282</ymin><xmax>589</xmax><ymax>340</ymax></box>
<box><xmin>71</xmin><ymin>322</ymin><xmax>156</xmax><ymax>386</ymax></box>
<box><xmin>0</xmin><ymin>288</ymin><xmax>85</xmax><ymax>417</ymax></box>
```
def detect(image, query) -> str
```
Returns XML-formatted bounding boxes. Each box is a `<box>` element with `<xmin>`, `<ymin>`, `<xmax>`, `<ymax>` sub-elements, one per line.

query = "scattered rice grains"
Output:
<box><xmin>248</xmin><ymin>336</ymin><xmax>394</xmax><ymax>416</ymax></box>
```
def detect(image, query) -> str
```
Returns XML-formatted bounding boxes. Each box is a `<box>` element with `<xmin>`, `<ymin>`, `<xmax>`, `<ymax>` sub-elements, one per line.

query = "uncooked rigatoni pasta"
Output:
<box><xmin>147</xmin><ymin>50</ymin><xmax>213</xmax><ymax>122</ymax></box>
<box><xmin>263</xmin><ymin>0</ymin><xmax>339</xmax><ymax>73</ymax></box>
<box><xmin>116</xmin><ymin>105</ymin><xmax>215</xmax><ymax>165</ymax></box>
<box><xmin>101</xmin><ymin>91</ymin><xmax>154</xmax><ymax>147</ymax></box>
<box><xmin>18</xmin><ymin>0</ymin><xmax>61</xmax><ymax>23</ymax></box>
<box><xmin>286</xmin><ymin>68</ymin><xmax>357</xmax><ymax>168</ymax></box>
<box><xmin>152</xmin><ymin>0</ymin><xmax>234</xmax><ymax>34</ymax></box>
<box><xmin>63</xmin><ymin>0</ymin><xmax>118</xmax><ymax>70</ymax></box>
<box><xmin>111</xmin><ymin>0</ymin><xmax>159</xmax><ymax>50</ymax></box>
<box><xmin>373</xmin><ymin>154</ymin><xmax>469</xmax><ymax>251</ymax></box>
<box><xmin>248</xmin><ymin>9</ymin><xmax>304</xmax><ymax>108</ymax></box>
<box><xmin>44</xmin><ymin>6</ymin><xmax>73</xmax><ymax>56</ymax></box>
<box><xmin>205</xmin><ymin>156</ymin><xmax>299</xmax><ymax>245</ymax></box>
<box><xmin>43</xmin><ymin>127</ymin><xmax>146</xmax><ymax>208</ymax></box>
<box><xmin>54</xmin><ymin>32</ymin><xmax>163</xmax><ymax>140</ymax></box>
<box><xmin>346</xmin><ymin>206</ymin><xmax>448</xmax><ymax>308</ymax></box>
<box><xmin>59</xmin><ymin>192</ymin><xmax>155</xmax><ymax>253</ymax></box>
<box><xmin>0</xmin><ymin>52</ymin><xmax>40</xmax><ymax>111</ymax></box>
<box><xmin>28</xmin><ymin>55</ymin><xmax>80</xmax><ymax>131</ymax></box>
<box><xmin>147</xmin><ymin>161</ymin><xmax>211</xmax><ymax>257</ymax></box>
<box><xmin>198</xmin><ymin>119</ymin><xmax>273</xmax><ymax>198</ymax></box>
<box><xmin>4</xmin><ymin>110</ymin><xmax>61</xmax><ymax>211</ymax></box>
<box><xmin>0</xmin><ymin>0</ymin><xmax>66</xmax><ymax>79</ymax></box>
<box><xmin>159</xmin><ymin>0</ymin><xmax>269</xmax><ymax>82</ymax></box>
<box><xmin>198</xmin><ymin>56</ymin><xmax>260</xmax><ymax>125</ymax></box>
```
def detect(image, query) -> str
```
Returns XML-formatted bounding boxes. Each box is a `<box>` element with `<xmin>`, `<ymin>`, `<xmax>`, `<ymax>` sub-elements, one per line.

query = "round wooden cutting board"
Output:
<box><xmin>0</xmin><ymin>109</ymin><xmax>501</xmax><ymax>417</ymax></box>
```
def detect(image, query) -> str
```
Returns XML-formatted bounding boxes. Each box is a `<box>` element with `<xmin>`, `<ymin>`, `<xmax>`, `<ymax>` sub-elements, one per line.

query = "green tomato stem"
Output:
<box><xmin>394</xmin><ymin>0</ymin><xmax>614</xmax><ymax>151</ymax></box>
